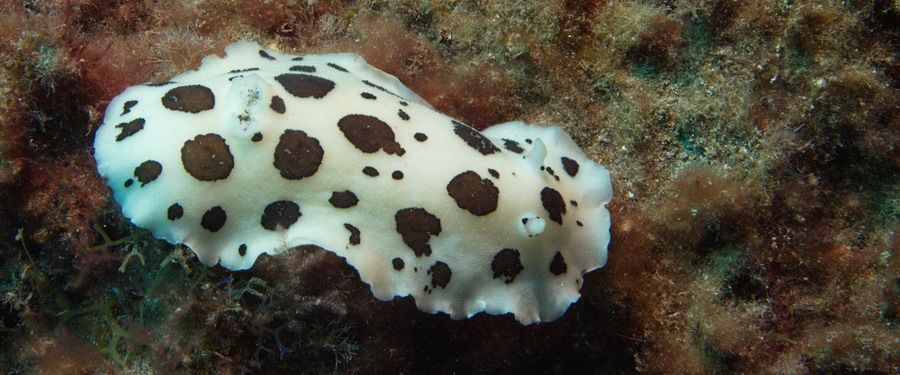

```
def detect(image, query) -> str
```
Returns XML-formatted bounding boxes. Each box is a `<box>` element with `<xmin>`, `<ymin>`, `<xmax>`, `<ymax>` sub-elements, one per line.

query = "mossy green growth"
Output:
<box><xmin>586</xmin><ymin>72</ymin><xmax>619</xmax><ymax>103</ymax></box>
<box><xmin>33</xmin><ymin>43</ymin><xmax>63</xmax><ymax>85</ymax></box>
<box><xmin>675</xmin><ymin>117</ymin><xmax>706</xmax><ymax>156</ymax></box>
<box><xmin>706</xmin><ymin>247</ymin><xmax>746</xmax><ymax>279</ymax></box>
<box><xmin>676</xmin><ymin>15</ymin><xmax>714</xmax><ymax>87</ymax></box>
<box><xmin>683</xmin><ymin>16</ymin><xmax>713</xmax><ymax>52</ymax></box>
<box><xmin>867</xmin><ymin>183</ymin><xmax>900</xmax><ymax>224</ymax></box>
<box><xmin>49</xmin><ymin>228</ymin><xmax>205</xmax><ymax>367</ymax></box>
<box><xmin>786</xmin><ymin>46</ymin><xmax>812</xmax><ymax>71</ymax></box>
<box><xmin>137</xmin><ymin>297</ymin><xmax>166</xmax><ymax>327</ymax></box>
<box><xmin>630</xmin><ymin>60</ymin><xmax>661</xmax><ymax>80</ymax></box>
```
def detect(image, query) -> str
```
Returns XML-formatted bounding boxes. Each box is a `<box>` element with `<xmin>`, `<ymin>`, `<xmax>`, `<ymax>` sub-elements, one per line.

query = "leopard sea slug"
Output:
<box><xmin>93</xmin><ymin>41</ymin><xmax>612</xmax><ymax>324</ymax></box>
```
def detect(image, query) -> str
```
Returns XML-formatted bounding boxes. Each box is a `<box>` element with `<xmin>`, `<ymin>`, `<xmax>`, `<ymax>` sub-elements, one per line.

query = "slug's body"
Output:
<box><xmin>93</xmin><ymin>41</ymin><xmax>612</xmax><ymax>324</ymax></box>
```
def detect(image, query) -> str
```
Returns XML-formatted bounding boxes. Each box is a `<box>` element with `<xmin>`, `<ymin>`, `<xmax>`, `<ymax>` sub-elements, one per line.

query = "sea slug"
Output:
<box><xmin>93</xmin><ymin>41</ymin><xmax>612</xmax><ymax>324</ymax></box>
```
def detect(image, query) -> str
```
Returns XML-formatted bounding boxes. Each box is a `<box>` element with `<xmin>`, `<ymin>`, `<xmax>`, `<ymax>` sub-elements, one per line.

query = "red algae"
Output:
<box><xmin>18</xmin><ymin>153</ymin><xmax>108</xmax><ymax>251</ymax></box>
<box><xmin>339</xmin><ymin>15</ymin><xmax>515</xmax><ymax>129</ymax></box>
<box><xmin>0</xmin><ymin>0</ymin><xmax>897</xmax><ymax>373</ymax></box>
<box><xmin>68</xmin><ymin>35</ymin><xmax>160</xmax><ymax>103</ymax></box>
<box><xmin>28</xmin><ymin>329</ymin><xmax>117</xmax><ymax>374</ymax></box>
<box><xmin>627</xmin><ymin>14</ymin><xmax>684</xmax><ymax>73</ymax></box>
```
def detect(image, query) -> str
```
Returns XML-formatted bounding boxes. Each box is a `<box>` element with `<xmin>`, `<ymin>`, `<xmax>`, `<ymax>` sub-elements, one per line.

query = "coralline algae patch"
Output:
<box><xmin>93</xmin><ymin>41</ymin><xmax>612</xmax><ymax>325</ymax></box>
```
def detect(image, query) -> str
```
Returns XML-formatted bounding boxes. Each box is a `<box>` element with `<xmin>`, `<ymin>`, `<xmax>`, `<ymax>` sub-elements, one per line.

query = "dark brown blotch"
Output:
<box><xmin>201</xmin><ymin>206</ymin><xmax>227</xmax><ymax>232</ymax></box>
<box><xmin>162</xmin><ymin>85</ymin><xmax>215</xmax><ymax>113</ymax></box>
<box><xmin>362</xmin><ymin>79</ymin><xmax>400</xmax><ymax>97</ymax></box>
<box><xmin>395</xmin><ymin>208</ymin><xmax>442</xmax><ymax>257</ymax></box>
<box><xmin>273</xmin><ymin>129</ymin><xmax>324</xmax><ymax>180</ymax></box>
<box><xmin>327</xmin><ymin>62</ymin><xmax>348</xmax><ymax>72</ymax></box>
<box><xmin>452</xmin><ymin>120</ymin><xmax>499</xmax><ymax>155</ymax></box>
<box><xmin>121</xmin><ymin>100</ymin><xmax>138</xmax><ymax>115</ymax></box>
<box><xmin>541</xmin><ymin>187</ymin><xmax>567</xmax><ymax>224</ymax></box>
<box><xmin>270</xmin><ymin>95</ymin><xmax>285</xmax><ymax>114</ymax></box>
<box><xmin>492</xmin><ymin>248</ymin><xmax>524</xmax><ymax>284</ymax></box>
<box><xmin>446</xmin><ymin>171</ymin><xmax>499</xmax><ymax>216</ymax></box>
<box><xmin>392</xmin><ymin>257</ymin><xmax>405</xmax><ymax>271</ymax></box>
<box><xmin>344</xmin><ymin>223</ymin><xmax>360</xmax><ymax>245</ymax></box>
<box><xmin>561</xmin><ymin>156</ymin><xmax>579</xmax><ymax>177</ymax></box>
<box><xmin>329</xmin><ymin>191</ymin><xmax>359</xmax><ymax>208</ymax></box>
<box><xmin>259</xmin><ymin>50</ymin><xmax>275</xmax><ymax>60</ymax></box>
<box><xmin>289</xmin><ymin>65</ymin><xmax>316</xmax><ymax>73</ymax></box>
<box><xmin>115</xmin><ymin>118</ymin><xmax>145</xmax><ymax>141</ymax></box>
<box><xmin>238</xmin><ymin>244</ymin><xmax>247</xmax><ymax>256</ymax></box>
<box><xmin>260</xmin><ymin>200</ymin><xmax>301</xmax><ymax>231</ymax></box>
<box><xmin>398</xmin><ymin>109</ymin><xmax>409</xmax><ymax>120</ymax></box>
<box><xmin>545</xmin><ymin>166</ymin><xmax>557</xmax><ymax>178</ymax></box>
<box><xmin>228</xmin><ymin>67</ymin><xmax>259</xmax><ymax>74</ymax></box>
<box><xmin>502</xmin><ymin>139</ymin><xmax>524</xmax><ymax>154</ymax></box>
<box><xmin>549</xmin><ymin>251</ymin><xmax>568</xmax><ymax>275</ymax></box>
<box><xmin>275</xmin><ymin>73</ymin><xmax>335</xmax><ymax>99</ymax></box>
<box><xmin>338</xmin><ymin>114</ymin><xmax>405</xmax><ymax>156</ymax></box>
<box><xmin>134</xmin><ymin>160</ymin><xmax>162</xmax><ymax>186</ymax></box>
<box><xmin>363</xmin><ymin>166</ymin><xmax>379</xmax><ymax>177</ymax></box>
<box><xmin>181</xmin><ymin>134</ymin><xmax>235</xmax><ymax>181</ymax></box>
<box><xmin>414</xmin><ymin>133</ymin><xmax>428</xmax><ymax>142</ymax></box>
<box><xmin>427</xmin><ymin>261</ymin><xmax>451</xmax><ymax>291</ymax></box>
<box><xmin>167</xmin><ymin>203</ymin><xmax>183</xmax><ymax>221</ymax></box>
<box><xmin>361</xmin><ymin>92</ymin><xmax>377</xmax><ymax>100</ymax></box>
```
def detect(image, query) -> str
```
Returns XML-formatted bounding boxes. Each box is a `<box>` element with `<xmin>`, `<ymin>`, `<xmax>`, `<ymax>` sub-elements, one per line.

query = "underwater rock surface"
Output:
<box><xmin>0</xmin><ymin>1</ymin><xmax>897</xmax><ymax>373</ymax></box>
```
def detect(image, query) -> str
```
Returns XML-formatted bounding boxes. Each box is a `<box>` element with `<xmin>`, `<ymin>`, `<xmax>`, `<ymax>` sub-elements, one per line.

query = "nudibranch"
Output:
<box><xmin>93</xmin><ymin>41</ymin><xmax>612</xmax><ymax>324</ymax></box>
